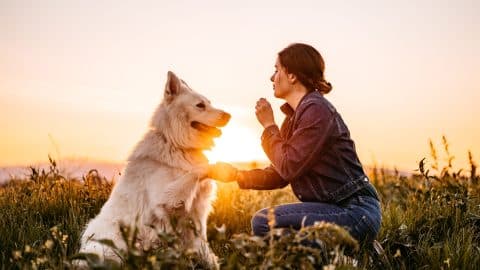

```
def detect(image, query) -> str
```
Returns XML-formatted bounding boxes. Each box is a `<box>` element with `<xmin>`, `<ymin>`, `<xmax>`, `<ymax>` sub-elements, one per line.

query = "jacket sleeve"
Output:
<box><xmin>261</xmin><ymin>103</ymin><xmax>335</xmax><ymax>181</ymax></box>
<box><xmin>236</xmin><ymin>165</ymin><xmax>289</xmax><ymax>190</ymax></box>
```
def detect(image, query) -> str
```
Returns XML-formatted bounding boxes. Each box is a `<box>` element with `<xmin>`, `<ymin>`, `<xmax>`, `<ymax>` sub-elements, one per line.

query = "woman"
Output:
<box><xmin>208</xmin><ymin>43</ymin><xmax>381</xmax><ymax>244</ymax></box>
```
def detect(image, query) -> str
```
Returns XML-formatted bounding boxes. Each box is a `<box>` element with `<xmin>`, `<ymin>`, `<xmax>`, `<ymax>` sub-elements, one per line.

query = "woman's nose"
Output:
<box><xmin>270</xmin><ymin>74</ymin><xmax>274</xmax><ymax>82</ymax></box>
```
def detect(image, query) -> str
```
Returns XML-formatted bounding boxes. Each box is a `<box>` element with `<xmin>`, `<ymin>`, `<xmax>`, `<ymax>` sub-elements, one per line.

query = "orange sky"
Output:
<box><xmin>1</xmin><ymin>0</ymin><xmax>479</xmax><ymax>173</ymax></box>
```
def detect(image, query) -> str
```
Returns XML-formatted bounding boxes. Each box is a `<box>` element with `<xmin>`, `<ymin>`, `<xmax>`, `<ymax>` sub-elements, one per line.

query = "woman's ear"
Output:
<box><xmin>287</xmin><ymin>73</ymin><xmax>297</xmax><ymax>84</ymax></box>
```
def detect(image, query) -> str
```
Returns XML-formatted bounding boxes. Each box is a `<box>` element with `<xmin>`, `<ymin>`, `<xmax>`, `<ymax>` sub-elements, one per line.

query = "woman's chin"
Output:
<box><xmin>273</xmin><ymin>91</ymin><xmax>284</xmax><ymax>99</ymax></box>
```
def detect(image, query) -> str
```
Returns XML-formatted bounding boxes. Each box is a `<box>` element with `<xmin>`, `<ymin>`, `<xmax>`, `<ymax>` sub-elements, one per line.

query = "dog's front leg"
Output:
<box><xmin>161</xmin><ymin>171</ymin><xmax>202</xmax><ymax>212</ymax></box>
<box><xmin>192</xmin><ymin>236</ymin><xmax>219</xmax><ymax>269</ymax></box>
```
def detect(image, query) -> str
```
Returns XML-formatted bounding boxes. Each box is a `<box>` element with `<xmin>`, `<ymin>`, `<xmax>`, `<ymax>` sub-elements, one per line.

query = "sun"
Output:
<box><xmin>204</xmin><ymin>124</ymin><xmax>267</xmax><ymax>164</ymax></box>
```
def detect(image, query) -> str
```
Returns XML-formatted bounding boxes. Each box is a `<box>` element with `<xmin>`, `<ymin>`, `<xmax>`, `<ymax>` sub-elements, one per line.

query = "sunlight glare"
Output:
<box><xmin>204</xmin><ymin>125</ymin><xmax>267</xmax><ymax>164</ymax></box>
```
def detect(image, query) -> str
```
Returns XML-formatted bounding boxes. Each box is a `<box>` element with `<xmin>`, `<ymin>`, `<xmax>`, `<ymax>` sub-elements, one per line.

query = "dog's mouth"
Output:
<box><xmin>191</xmin><ymin>121</ymin><xmax>222</xmax><ymax>137</ymax></box>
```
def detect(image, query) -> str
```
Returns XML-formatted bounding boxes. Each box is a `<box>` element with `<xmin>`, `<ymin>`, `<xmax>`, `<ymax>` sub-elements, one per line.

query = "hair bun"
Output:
<box><xmin>318</xmin><ymin>80</ymin><xmax>333</xmax><ymax>94</ymax></box>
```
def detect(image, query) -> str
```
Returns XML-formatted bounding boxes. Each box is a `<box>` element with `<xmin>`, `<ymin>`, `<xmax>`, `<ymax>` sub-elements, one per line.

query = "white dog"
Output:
<box><xmin>78</xmin><ymin>71</ymin><xmax>230</xmax><ymax>268</ymax></box>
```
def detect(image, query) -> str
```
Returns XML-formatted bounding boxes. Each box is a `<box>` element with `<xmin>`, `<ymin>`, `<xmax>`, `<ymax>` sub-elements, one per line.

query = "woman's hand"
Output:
<box><xmin>255</xmin><ymin>98</ymin><xmax>276</xmax><ymax>128</ymax></box>
<box><xmin>207</xmin><ymin>162</ymin><xmax>239</xmax><ymax>182</ymax></box>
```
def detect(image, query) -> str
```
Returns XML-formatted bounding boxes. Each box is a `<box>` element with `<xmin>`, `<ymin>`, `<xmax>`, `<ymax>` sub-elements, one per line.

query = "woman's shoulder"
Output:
<box><xmin>297</xmin><ymin>91</ymin><xmax>337</xmax><ymax>117</ymax></box>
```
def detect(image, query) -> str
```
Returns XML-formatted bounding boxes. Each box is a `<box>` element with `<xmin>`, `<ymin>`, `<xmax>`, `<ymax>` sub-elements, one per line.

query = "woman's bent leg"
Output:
<box><xmin>251</xmin><ymin>196</ymin><xmax>381</xmax><ymax>243</ymax></box>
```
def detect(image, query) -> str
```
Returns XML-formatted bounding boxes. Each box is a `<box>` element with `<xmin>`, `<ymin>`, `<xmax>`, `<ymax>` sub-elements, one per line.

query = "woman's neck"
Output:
<box><xmin>285</xmin><ymin>85</ymin><xmax>309</xmax><ymax>111</ymax></box>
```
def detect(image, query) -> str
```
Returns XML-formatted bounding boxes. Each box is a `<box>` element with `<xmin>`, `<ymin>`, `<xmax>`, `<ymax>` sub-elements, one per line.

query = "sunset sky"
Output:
<box><xmin>1</xmin><ymin>0</ymin><xmax>479</xmax><ymax>172</ymax></box>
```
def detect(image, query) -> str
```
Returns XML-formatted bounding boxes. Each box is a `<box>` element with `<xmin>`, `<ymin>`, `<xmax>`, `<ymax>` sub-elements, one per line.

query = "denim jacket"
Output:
<box><xmin>237</xmin><ymin>91</ymin><xmax>374</xmax><ymax>203</ymax></box>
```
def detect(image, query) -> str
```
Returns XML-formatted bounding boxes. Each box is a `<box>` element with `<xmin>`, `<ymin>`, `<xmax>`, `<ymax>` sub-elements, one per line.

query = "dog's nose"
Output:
<box><xmin>223</xmin><ymin>112</ymin><xmax>231</xmax><ymax>122</ymax></box>
<box><xmin>221</xmin><ymin>112</ymin><xmax>231</xmax><ymax>124</ymax></box>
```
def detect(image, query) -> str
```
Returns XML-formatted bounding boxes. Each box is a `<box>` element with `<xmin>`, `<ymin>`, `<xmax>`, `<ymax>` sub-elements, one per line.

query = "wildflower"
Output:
<box><xmin>50</xmin><ymin>226</ymin><xmax>58</xmax><ymax>234</ymax></box>
<box><xmin>148</xmin><ymin>255</ymin><xmax>157</xmax><ymax>265</ymax></box>
<box><xmin>394</xmin><ymin>249</ymin><xmax>402</xmax><ymax>258</ymax></box>
<box><xmin>50</xmin><ymin>226</ymin><xmax>59</xmax><ymax>239</ymax></box>
<box><xmin>444</xmin><ymin>258</ymin><xmax>451</xmax><ymax>268</ymax></box>
<box><xmin>25</xmin><ymin>245</ymin><xmax>32</xmax><ymax>253</ymax></box>
<box><xmin>62</xmin><ymin>234</ymin><xmax>69</xmax><ymax>243</ymax></box>
<box><xmin>36</xmin><ymin>256</ymin><xmax>48</xmax><ymax>264</ymax></box>
<box><xmin>30</xmin><ymin>260</ymin><xmax>38</xmax><ymax>270</ymax></box>
<box><xmin>12</xmin><ymin>250</ymin><xmax>22</xmax><ymax>260</ymax></box>
<box><xmin>44</xmin><ymin>239</ymin><xmax>54</xmax><ymax>249</ymax></box>
<box><xmin>323</xmin><ymin>264</ymin><xmax>336</xmax><ymax>270</ymax></box>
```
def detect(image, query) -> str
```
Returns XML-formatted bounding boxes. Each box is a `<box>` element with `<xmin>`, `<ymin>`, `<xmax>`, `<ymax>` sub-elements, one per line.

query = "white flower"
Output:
<box><xmin>323</xmin><ymin>264</ymin><xmax>336</xmax><ymax>270</ymax></box>
<box><xmin>12</xmin><ymin>250</ymin><xmax>22</xmax><ymax>260</ymax></box>
<box><xmin>44</xmin><ymin>239</ymin><xmax>54</xmax><ymax>249</ymax></box>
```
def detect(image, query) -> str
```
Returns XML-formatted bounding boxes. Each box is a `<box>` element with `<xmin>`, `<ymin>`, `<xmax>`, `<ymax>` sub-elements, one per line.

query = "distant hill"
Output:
<box><xmin>0</xmin><ymin>159</ymin><xmax>125</xmax><ymax>185</ymax></box>
<box><xmin>0</xmin><ymin>159</ymin><xmax>267</xmax><ymax>185</ymax></box>
<box><xmin>0</xmin><ymin>159</ymin><xmax>411</xmax><ymax>186</ymax></box>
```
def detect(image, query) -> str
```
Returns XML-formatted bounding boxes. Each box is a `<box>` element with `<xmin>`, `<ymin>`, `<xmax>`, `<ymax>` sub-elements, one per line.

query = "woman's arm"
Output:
<box><xmin>261</xmin><ymin>103</ymin><xmax>335</xmax><ymax>180</ymax></box>
<box><xmin>237</xmin><ymin>165</ymin><xmax>289</xmax><ymax>190</ymax></box>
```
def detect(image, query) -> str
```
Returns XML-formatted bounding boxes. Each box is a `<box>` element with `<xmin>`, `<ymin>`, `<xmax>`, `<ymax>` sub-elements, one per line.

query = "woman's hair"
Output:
<box><xmin>278</xmin><ymin>43</ymin><xmax>333</xmax><ymax>94</ymax></box>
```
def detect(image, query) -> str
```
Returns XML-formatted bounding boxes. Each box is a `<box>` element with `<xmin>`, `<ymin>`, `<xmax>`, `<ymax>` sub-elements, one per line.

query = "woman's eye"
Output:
<box><xmin>196</xmin><ymin>103</ymin><xmax>206</xmax><ymax>109</ymax></box>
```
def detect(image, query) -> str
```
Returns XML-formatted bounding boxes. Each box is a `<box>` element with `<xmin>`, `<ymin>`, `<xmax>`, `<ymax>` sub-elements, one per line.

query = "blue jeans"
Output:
<box><xmin>251</xmin><ymin>195</ymin><xmax>381</xmax><ymax>243</ymax></box>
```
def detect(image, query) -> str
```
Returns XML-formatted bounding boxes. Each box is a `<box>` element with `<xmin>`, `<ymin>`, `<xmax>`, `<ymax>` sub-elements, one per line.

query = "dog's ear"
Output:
<box><xmin>164</xmin><ymin>71</ymin><xmax>182</xmax><ymax>102</ymax></box>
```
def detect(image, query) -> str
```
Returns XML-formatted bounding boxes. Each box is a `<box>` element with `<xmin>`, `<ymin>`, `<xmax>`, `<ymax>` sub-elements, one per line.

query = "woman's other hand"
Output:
<box><xmin>255</xmin><ymin>98</ymin><xmax>275</xmax><ymax>128</ymax></box>
<box><xmin>207</xmin><ymin>162</ymin><xmax>239</xmax><ymax>182</ymax></box>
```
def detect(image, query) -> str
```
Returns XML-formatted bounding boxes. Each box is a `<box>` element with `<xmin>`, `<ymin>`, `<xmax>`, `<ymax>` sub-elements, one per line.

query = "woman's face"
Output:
<box><xmin>270</xmin><ymin>57</ymin><xmax>292</xmax><ymax>99</ymax></box>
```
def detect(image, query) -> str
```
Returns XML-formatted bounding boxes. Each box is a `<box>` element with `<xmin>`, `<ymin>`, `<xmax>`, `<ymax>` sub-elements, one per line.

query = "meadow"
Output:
<box><xmin>1</xmin><ymin>137</ymin><xmax>479</xmax><ymax>269</ymax></box>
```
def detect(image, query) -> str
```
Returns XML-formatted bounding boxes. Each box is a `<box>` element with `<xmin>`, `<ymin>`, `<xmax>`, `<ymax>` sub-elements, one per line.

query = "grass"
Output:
<box><xmin>1</xmin><ymin>138</ymin><xmax>479</xmax><ymax>269</ymax></box>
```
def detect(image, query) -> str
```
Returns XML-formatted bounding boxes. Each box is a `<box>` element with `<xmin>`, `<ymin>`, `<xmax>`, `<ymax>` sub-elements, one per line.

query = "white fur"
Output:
<box><xmin>78</xmin><ymin>71</ymin><xmax>229</xmax><ymax>269</ymax></box>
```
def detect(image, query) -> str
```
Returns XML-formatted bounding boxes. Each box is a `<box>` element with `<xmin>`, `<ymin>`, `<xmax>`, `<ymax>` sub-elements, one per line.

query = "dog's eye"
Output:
<box><xmin>196</xmin><ymin>103</ymin><xmax>206</xmax><ymax>109</ymax></box>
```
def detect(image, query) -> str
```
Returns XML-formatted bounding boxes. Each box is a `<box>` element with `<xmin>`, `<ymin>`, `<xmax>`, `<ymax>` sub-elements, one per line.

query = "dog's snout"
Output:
<box><xmin>217</xmin><ymin>112</ymin><xmax>231</xmax><ymax>126</ymax></box>
<box><xmin>222</xmin><ymin>112</ymin><xmax>231</xmax><ymax>122</ymax></box>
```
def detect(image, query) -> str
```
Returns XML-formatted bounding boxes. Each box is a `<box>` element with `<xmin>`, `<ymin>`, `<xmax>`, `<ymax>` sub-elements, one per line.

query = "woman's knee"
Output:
<box><xmin>251</xmin><ymin>208</ymin><xmax>270</xmax><ymax>236</ymax></box>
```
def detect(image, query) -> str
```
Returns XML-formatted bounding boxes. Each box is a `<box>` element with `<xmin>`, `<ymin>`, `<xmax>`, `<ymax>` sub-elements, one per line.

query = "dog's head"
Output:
<box><xmin>150</xmin><ymin>71</ymin><xmax>230</xmax><ymax>150</ymax></box>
